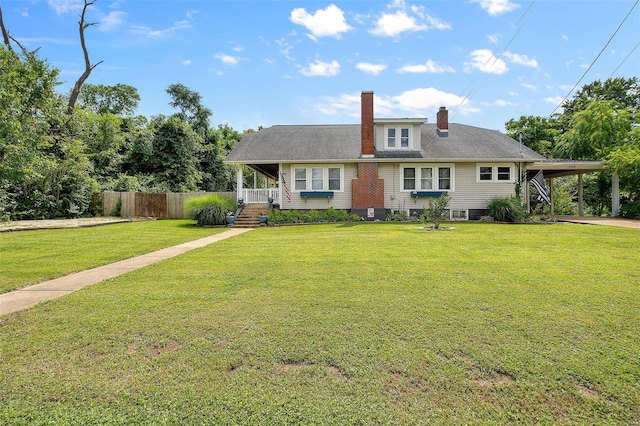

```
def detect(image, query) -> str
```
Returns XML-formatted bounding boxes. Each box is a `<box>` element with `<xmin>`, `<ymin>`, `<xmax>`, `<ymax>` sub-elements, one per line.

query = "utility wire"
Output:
<box><xmin>549</xmin><ymin>0</ymin><xmax>639</xmax><ymax>116</ymax></box>
<box><xmin>451</xmin><ymin>1</ymin><xmax>536</xmax><ymax>122</ymax></box>
<box><xmin>607</xmin><ymin>40</ymin><xmax>640</xmax><ymax>79</ymax></box>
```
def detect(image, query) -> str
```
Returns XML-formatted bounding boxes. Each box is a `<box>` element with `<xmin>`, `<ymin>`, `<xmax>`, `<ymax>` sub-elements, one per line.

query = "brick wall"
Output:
<box><xmin>361</xmin><ymin>91</ymin><xmax>374</xmax><ymax>156</ymax></box>
<box><xmin>352</xmin><ymin>162</ymin><xmax>385</xmax><ymax>208</ymax></box>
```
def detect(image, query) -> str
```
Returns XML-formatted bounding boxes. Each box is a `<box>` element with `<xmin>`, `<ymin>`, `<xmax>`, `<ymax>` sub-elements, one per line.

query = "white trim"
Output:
<box><xmin>384</xmin><ymin>125</ymin><xmax>412</xmax><ymax>150</ymax></box>
<box><xmin>291</xmin><ymin>164</ymin><xmax>345</xmax><ymax>193</ymax></box>
<box><xmin>476</xmin><ymin>163</ymin><xmax>515</xmax><ymax>183</ymax></box>
<box><xmin>400</xmin><ymin>163</ymin><xmax>455</xmax><ymax>192</ymax></box>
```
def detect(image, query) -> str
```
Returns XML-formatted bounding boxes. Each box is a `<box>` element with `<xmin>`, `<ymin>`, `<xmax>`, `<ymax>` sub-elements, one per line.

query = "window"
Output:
<box><xmin>386</xmin><ymin>126</ymin><xmax>411</xmax><ymax>149</ymax></box>
<box><xmin>292</xmin><ymin>165</ymin><xmax>343</xmax><ymax>192</ymax></box>
<box><xmin>479</xmin><ymin>166</ymin><xmax>493</xmax><ymax>181</ymax></box>
<box><xmin>401</xmin><ymin>165</ymin><xmax>454</xmax><ymax>191</ymax></box>
<box><xmin>497</xmin><ymin>166</ymin><xmax>511</xmax><ymax>181</ymax></box>
<box><xmin>439</xmin><ymin>167</ymin><xmax>451</xmax><ymax>190</ymax></box>
<box><xmin>312</xmin><ymin>168</ymin><xmax>323</xmax><ymax>190</ymax></box>
<box><xmin>387</xmin><ymin>128</ymin><xmax>396</xmax><ymax>148</ymax></box>
<box><xmin>477</xmin><ymin>164</ymin><xmax>513</xmax><ymax>183</ymax></box>
<box><xmin>400</xmin><ymin>128</ymin><xmax>409</xmax><ymax>148</ymax></box>
<box><xmin>328</xmin><ymin>168</ymin><xmax>341</xmax><ymax>190</ymax></box>
<box><xmin>403</xmin><ymin>168</ymin><xmax>416</xmax><ymax>190</ymax></box>
<box><xmin>294</xmin><ymin>168</ymin><xmax>307</xmax><ymax>190</ymax></box>
<box><xmin>420</xmin><ymin>167</ymin><xmax>433</xmax><ymax>190</ymax></box>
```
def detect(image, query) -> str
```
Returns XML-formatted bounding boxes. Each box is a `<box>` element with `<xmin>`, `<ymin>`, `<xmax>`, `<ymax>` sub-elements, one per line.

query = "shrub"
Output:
<box><xmin>184</xmin><ymin>194</ymin><xmax>236</xmax><ymax>226</ymax></box>
<box><xmin>619</xmin><ymin>200</ymin><xmax>640</xmax><ymax>218</ymax></box>
<box><xmin>386</xmin><ymin>210</ymin><xmax>409</xmax><ymax>221</ymax></box>
<box><xmin>268</xmin><ymin>208</ymin><xmax>360</xmax><ymax>224</ymax></box>
<box><xmin>420</xmin><ymin>193</ymin><xmax>451</xmax><ymax>229</ymax></box>
<box><xmin>487</xmin><ymin>196</ymin><xmax>525</xmax><ymax>222</ymax></box>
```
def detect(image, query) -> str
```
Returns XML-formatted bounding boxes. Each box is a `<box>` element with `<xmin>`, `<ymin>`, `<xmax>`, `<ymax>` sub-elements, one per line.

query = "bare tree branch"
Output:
<box><xmin>66</xmin><ymin>0</ymin><xmax>103</xmax><ymax>116</ymax></box>
<box><xmin>0</xmin><ymin>6</ymin><xmax>14</xmax><ymax>51</ymax></box>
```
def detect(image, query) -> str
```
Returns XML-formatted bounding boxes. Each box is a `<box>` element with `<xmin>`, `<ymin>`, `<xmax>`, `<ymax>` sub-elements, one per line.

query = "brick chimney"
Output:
<box><xmin>352</xmin><ymin>91</ymin><xmax>385</xmax><ymax>219</ymax></box>
<box><xmin>361</xmin><ymin>91</ymin><xmax>374</xmax><ymax>157</ymax></box>
<box><xmin>437</xmin><ymin>106</ymin><xmax>448</xmax><ymax>131</ymax></box>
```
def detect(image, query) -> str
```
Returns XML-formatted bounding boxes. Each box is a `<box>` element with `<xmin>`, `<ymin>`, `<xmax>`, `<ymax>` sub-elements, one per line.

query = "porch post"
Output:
<box><xmin>549</xmin><ymin>177</ymin><xmax>554</xmax><ymax>216</ymax></box>
<box><xmin>612</xmin><ymin>172</ymin><xmax>620</xmax><ymax>217</ymax></box>
<box><xmin>236</xmin><ymin>167</ymin><xmax>244</xmax><ymax>203</ymax></box>
<box><xmin>578</xmin><ymin>173</ymin><xmax>584</xmax><ymax>216</ymax></box>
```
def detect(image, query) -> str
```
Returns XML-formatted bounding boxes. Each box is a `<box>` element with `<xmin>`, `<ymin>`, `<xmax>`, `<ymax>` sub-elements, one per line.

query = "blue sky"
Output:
<box><xmin>2</xmin><ymin>0</ymin><xmax>639</xmax><ymax>132</ymax></box>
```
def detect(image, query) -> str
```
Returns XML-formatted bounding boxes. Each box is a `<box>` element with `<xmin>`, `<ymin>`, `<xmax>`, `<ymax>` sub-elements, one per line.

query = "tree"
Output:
<box><xmin>79</xmin><ymin>83</ymin><xmax>140</xmax><ymax>116</ymax></box>
<box><xmin>150</xmin><ymin>116</ymin><xmax>201</xmax><ymax>192</ymax></box>
<box><xmin>166</xmin><ymin>83</ymin><xmax>212</xmax><ymax>136</ymax></box>
<box><xmin>420</xmin><ymin>193</ymin><xmax>451</xmax><ymax>229</ymax></box>
<box><xmin>505</xmin><ymin>115</ymin><xmax>559</xmax><ymax>158</ymax></box>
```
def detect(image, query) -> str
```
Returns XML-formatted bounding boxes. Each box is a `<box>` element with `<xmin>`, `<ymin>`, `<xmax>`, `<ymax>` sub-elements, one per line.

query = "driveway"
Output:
<box><xmin>553</xmin><ymin>216</ymin><xmax>640</xmax><ymax>229</ymax></box>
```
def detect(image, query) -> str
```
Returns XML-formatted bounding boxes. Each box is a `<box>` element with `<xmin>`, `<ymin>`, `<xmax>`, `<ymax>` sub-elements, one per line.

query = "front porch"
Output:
<box><xmin>235</xmin><ymin>164</ymin><xmax>282</xmax><ymax>205</ymax></box>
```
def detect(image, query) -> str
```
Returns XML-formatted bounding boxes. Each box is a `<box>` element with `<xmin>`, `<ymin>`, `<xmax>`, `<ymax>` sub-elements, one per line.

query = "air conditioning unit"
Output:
<box><xmin>451</xmin><ymin>209</ymin><xmax>468</xmax><ymax>220</ymax></box>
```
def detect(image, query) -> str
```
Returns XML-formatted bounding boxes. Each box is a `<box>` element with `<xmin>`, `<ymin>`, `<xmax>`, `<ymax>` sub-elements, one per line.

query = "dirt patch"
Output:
<box><xmin>420</xmin><ymin>226</ymin><xmax>456</xmax><ymax>231</ymax></box>
<box><xmin>276</xmin><ymin>359</ymin><xmax>350</xmax><ymax>381</ymax></box>
<box><xmin>0</xmin><ymin>217</ymin><xmax>138</xmax><ymax>232</ymax></box>
<box><xmin>475</xmin><ymin>371</ymin><xmax>515</xmax><ymax>387</ymax></box>
<box><xmin>577</xmin><ymin>384</ymin><xmax>600</xmax><ymax>400</ymax></box>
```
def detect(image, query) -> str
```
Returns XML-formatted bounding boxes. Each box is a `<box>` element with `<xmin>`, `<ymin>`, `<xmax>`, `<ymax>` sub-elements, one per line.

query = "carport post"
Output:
<box><xmin>549</xmin><ymin>177</ymin><xmax>554</xmax><ymax>216</ymax></box>
<box><xmin>578</xmin><ymin>173</ymin><xmax>584</xmax><ymax>216</ymax></box>
<box><xmin>612</xmin><ymin>173</ymin><xmax>620</xmax><ymax>217</ymax></box>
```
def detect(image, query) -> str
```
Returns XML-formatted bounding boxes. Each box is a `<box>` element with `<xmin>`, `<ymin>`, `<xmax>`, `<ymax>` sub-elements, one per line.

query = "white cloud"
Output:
<box><xmin>371</xmin><ymin>11</ymin><xmax>427</xmax><ymax>37</ymax></box>
<box><xmin>464</xmin><ymin>49</ymin><xmax>508</xmax><ymax>74</ymax></box>
<box><xmin>503</xmin><ymin>51</ymin><xmax>538</xmax><ymax>68</ymax></box>
<box><xmin>544</xmin><ymin>96</ymin><xmax>564</xmax><ymax>105</ymax></box>
<box><xmin>356</xmin><ymin>62</ymin><xmax>387</xmax><ymax>76</ymax></box>
<box><xmin>397</xmin><ymin>59</ymin><xmax>455</xmax><ymax>74</ymax></box>
<box><xmin>47</xmin><ymin>0</ymin><xmax>83</xmax><ymax>14</ymax></box>
<box><xmin>290</xmin><ymin>4</ymin><xmax>352</xmax><ymax>40</ymax></box>
<box><xmin>393</xmin><ymin>87</ymin><xmax>475</xmax><ymax>116</ymax></box>
<box><xmin>215</xmin><ymin>53</ymin><xmax>240</xmax><ymax>66</ymax></box>
<box><xmin>99</xmin><ymin>11</ymin><xmax>125</xmax><ymax>32</ymax></box>
<box><xmin>131</xmin><ymin>20</ymin><xmax>191</xmax><ymax>38</ymax></box>
<box><xmin>314</xmin><ymin>88</ymin><xmax>479</xmax><ymax>120</ymax></box>
<box><xmin>232</xmin><ymin>45</ymin><xmax>245</xmax><ymax>53</ymax></box>
<box><xmin>562</xmin><ymin>34</ymin><xmax>569</xmax><ymax>41</ymax></box>
<box><xmin>487</xmin><ymin>33</ymin><xmax>499</xmax><ymax>44</ymax></box>
<box><xmin>181</xmin><ymin>59</ymin><xmax>191</xmax><ymax>66</ymax></box>
<box><xmin>472</xmin><ymin>0</ymin><xmax>520</xmax><ymax>16</ymax></box>
<box><xmin>276</xmin><ymin>39</ymin><xmax>295</xmax><ymax>61</ymax></box>
<box><xmin>493</xmin><ymin>99</ymin><xmax>515</xmax><ymax>106</ymax></box>
<box><xmin>522</xmin><ymin>83</ymin><xmax>538</xmax><ymax>90</ymax></box>
<box><xmin>299</xmin><ymin>60</ymin><xmax>341</xmax><ymax>77</ymax></box>
<box><xmin>21</xmin><ymin>8</ymin><xmax>29</xmax><ymax>17</ymax></box>
<box><xmin>370</xmin><ymin>0</ymin><xmax>450</xmax><ymax>37</ymax></box>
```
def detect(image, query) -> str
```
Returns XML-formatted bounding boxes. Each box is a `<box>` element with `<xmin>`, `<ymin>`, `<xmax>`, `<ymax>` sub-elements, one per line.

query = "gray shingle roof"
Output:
<box><xmin>225</xmin><ymin>123</ymin><xmax>546</xmax><ymax>163</ymax></box>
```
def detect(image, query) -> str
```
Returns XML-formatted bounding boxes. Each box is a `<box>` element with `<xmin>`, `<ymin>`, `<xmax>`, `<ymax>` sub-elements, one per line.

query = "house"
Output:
<box><xmin>226</xmin><ymin>91</ymin><xmax>609</xmax><ymax>219</ymax></box>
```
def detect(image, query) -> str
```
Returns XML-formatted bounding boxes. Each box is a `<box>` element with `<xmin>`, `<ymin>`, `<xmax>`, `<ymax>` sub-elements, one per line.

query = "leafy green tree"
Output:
<box><xmin>166</xmin><ymin>83</ymin><xmax>212</xmax><ymax>136</ymax></box>
<box><xmin>79</xmin><ymin>83</ymin><xmax>140</xmax><ymax>116</ymax></box>
<box><xmin>505</xmin><ymin>115</ymin><xmax>559</xmax><ymax>158</ymax></box>
<box><xmin>150</xmin><ymin>116</ymin><xmax>201</xmax><ymax>192</ymax></box>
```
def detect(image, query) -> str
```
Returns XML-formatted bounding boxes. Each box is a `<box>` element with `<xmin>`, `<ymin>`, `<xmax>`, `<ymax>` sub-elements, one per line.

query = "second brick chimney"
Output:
<box><xmin>361</xmin><ymin>91</ymin><xmax>374</xmax><ymax>157</ymax></box>
<box><xmin>437</xmin><ymin>106</ymin><xmax>449</xmax><ymax>132</ymax></box>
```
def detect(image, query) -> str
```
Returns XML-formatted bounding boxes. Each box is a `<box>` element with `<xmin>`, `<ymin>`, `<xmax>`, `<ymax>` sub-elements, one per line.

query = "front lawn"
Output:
<box><xmin>1</xmin><ymin>223</ymin><xmax>638</xmax><ymax>424</ymax></box>
<box><xmin>0</xmin><ymin>220</ymin><xmax>225</xmax><ymax>293</ymax></box>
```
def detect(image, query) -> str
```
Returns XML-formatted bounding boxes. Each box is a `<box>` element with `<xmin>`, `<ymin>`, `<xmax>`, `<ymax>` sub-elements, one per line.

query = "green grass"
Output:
<box><xmin>0</xmin><ymin>220</ymin><xmax>225</xmax><ymax>293</ymax></box>
<box><xmin>1</xmin><ymin>223</ymin><xmax>639</xmax><ymax>424</ymax></box>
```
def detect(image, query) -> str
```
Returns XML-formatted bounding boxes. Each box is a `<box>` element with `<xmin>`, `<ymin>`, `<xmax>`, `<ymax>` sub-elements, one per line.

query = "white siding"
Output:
<box><xmin>381</xmin><ymin>162</ymin><xmax>519</xmax><ymax>211</ymax></box>
<box><xmin>280</xmin><ymin>163</ymin><xmax>356</xmax><ymax>210</ymax></box>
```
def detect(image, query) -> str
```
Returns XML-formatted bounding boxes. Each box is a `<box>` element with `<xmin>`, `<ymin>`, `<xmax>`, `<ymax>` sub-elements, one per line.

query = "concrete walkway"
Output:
<box><xmin>553</xmin><ymin>216</ymin><xmax>640</xmax><ymax>229</ymax></box>
<box><xmin>0</xmin><ymin>228</ymin><xmax>253</xmax><ymax>316</ymax></box>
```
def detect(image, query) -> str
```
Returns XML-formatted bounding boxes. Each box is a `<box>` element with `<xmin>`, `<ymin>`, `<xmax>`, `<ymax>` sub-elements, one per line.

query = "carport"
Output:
<box><xmin>525</xmin><ymin>160</ymin><xmax>617</xmax><ymax>216</ymax></box>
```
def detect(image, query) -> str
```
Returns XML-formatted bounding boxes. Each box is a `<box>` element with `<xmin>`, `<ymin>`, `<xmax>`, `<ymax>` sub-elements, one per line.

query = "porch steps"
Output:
<box><xmin>232</xmin><ymin>203</ymin><xmax>269</xmax><ymax>228</ymax></box>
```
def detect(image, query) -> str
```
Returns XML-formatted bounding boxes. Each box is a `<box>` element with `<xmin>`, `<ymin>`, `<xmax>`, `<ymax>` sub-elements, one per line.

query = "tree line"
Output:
<box><xmin>505</xmin><ymin>77</ymin><xmax>639</xmax><ymax>217</ymax></box>
<box><xmin>1</xmin><ymin>2</ymin><xmax>638</xmax><ymax>219</ymax></box>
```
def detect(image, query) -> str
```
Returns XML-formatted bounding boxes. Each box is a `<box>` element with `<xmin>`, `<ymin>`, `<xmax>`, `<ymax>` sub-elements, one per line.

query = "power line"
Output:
<box><xmin>549</xmin><ymin>0</ymin><xmax>639</xmax><ymax>116</ymax></box>
<box><xmin>607</xmin><ymin>41</ymin><xmax>640</xmax><ymax>80</ymax></box>
<box><xmin>451</xmin><ymin>1</ymin><xmax>536</xmax><ymax>122</ymax></box>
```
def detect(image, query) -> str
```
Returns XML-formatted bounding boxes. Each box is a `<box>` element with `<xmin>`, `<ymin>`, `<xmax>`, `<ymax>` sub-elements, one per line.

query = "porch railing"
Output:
<box><xmin>242</xmin><ymin>188</ymin><xmax>280</xmax><ymax>204</ymax></box>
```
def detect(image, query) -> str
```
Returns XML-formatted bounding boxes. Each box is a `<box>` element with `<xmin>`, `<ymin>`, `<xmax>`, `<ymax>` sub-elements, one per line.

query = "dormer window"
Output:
<box><xmin>386</xmin><ymin>126</ymin><xmax>410</xmax><ymax>148</ymax></box>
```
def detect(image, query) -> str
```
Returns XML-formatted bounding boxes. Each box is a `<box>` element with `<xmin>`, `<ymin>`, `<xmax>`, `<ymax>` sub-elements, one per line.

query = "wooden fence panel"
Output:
<box><xmin>102</xmin><ymin>191</ymin><xmax>237</xmax><ymax>219</ymax></box>
<box><xmin>135</xmin><ymin>193</ymin><xmax>167</xmax><ymax>218</ymax></box>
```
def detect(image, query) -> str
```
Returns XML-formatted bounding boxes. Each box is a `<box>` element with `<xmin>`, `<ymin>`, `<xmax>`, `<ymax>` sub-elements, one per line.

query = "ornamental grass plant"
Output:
<box><xmin>184</xmin><ymin>194</ymin><xmax>236</xmax><ymax>226</ymax></box>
